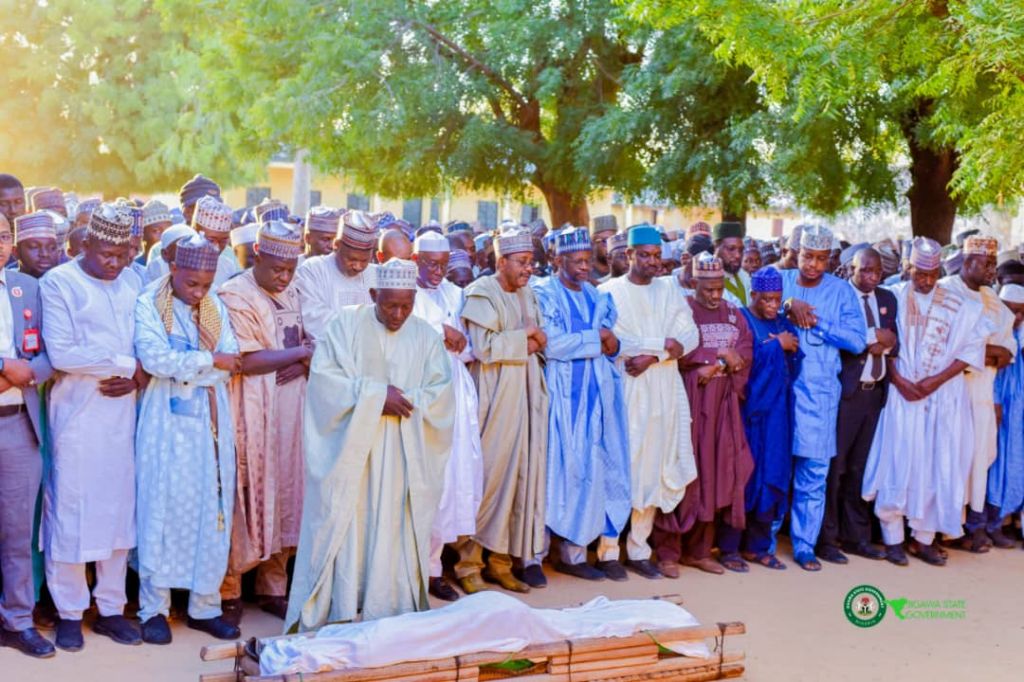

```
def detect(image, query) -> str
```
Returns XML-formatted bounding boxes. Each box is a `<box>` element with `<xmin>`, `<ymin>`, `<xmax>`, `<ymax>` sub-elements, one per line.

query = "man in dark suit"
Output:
<box><xmin>818</xmin><ymin>247</ymin><xmax>898</xmax><ymax>565</ymax></box>
<box><xmin>0</xmin><ymin>215</ymin><xmax>54</xmax><ymax>658</ymax></box>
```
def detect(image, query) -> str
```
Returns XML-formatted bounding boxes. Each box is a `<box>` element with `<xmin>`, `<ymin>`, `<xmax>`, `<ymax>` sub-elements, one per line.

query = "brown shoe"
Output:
<box><xmin>656</xmin><ymin>560</ymin><xmax>680</xmax><ymax>579</ymax></box>
<box><xmin>258</xmin><ymin>596</ymin><xmax>289</xmax><ymax>620</ymax></box>
<box><xmin>482</xmin><ymin>568</ymin><xmax>531</xmax><ymax>593</ymax></box>
<box><xmin>681</xmin><ymin>557</ymin><xmax>725</xmax><ymax>575</ymax></box>
<box><xmin>428</xmin><ymin>577</ymin><xmax>460</xmax><ymax>602</ymax></box>
<box><xmin>458</xmin><ymin>573</ymin><xmax>491</xmax><ymax>595</ymax></box>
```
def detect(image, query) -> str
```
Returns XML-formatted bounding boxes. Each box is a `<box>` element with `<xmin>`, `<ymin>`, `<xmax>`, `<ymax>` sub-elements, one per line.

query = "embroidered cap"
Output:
<box><xmin>340</xmin><ymin>210</ymin><xmax>378</xmax><ymax>250</ymax></box>
<box><xmin>414</xmin><ymin>231</ymin><xmax>451</xmax><ymax>254</ymax></box>
<box><xmin>494</xmin><ymin>229</ymin><xmax>533</xmax><ymax>258</ymax></box>
<box><xmin>13</xmin><ymin>211</ymin><xmax>57</xmax><ymax>244</ymax></box>
<box><xmin>556</xmin><ymin>227</ymin><xmax>592</xmax><ymax>255</ymax></box>
<box><xmin>192</xmin><ymin>196</ymin><xmax>233</xmax><ymax>234</ymax></box>
<box><xmin>963</xmin><ymin>235</ymin><xmax>999</xmax><ymax>258</ymax></box>
<box><xmin>374</xmin><ymin>257</ymin><xmax>418</xmax><ymax>290</ymax></box>
<box><xmin>692</xmin><ymin>252</ymin><xmax>725</xmax><ymax>279</ymax></box>
<box><xmin>751</xmin><ymin>266</ymin><xmax>783</xmax><ymax>292</ymax></box>
<box><xmin>257</xmin><ymin>220</ymin><xmax>303</xmax><ymax>260</ymax></box>
<box><xmin>29</xmin><ymin>187</ymin><xmax>64</xmax><ymax>213</ymax></box>
<box><xmin>88</xmin><ymin>202</ymin><xmax>133</xmax><ymax>245</ymax></box>
<box><xmin>799</xmin><ymin>224</ymin><xmax>833</xmax><ymax>252</ymax></box>
<box><xmin>142</xmin><ymin>199</ymin><xmax>173</xmax><ymax>228</ymax></box>
<box><xmin>909</xmin><ymin>236</ymin><xmax>943</xmax><ymax>271</ymax></box>
<box><xmin>590</xmin><ymin>214</ymin><xmax>618</xmax><ymax>236</ymax></box>
<box><xmin>306</xmin><ymin>206</ymin><xmax>343</xmax><ymax>235</ymax></box>
<box><xmin>254</xmin><ymin>199</ymin><xmax>289</xmax><ymax>225</ymax></box>
<box><xmin>609</xmin><ymin>231</ymin><xmax>628</xmax><ymax>252</ymax></box>
<box><xmin>174</xmin><ymin>234</ymin><xmax>220</xmax><ymax>272</ymax></box>
<box><xmin>447</xmin><ymin>249</ymin><xmax>472</xmax><ymax>273</ymax></box>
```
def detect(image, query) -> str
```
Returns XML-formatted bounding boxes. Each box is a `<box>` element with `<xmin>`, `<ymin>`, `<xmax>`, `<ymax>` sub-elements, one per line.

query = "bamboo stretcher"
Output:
<box><xmin>199</xmin><ymin>594</ymin><xmax>746</xmax><ymax>682</ymax></box>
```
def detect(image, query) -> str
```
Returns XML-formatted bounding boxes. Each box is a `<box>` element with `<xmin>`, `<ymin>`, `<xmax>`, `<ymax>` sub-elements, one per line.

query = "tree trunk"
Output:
<box><xmin>902</xmin><ymin>101</ymin><xmax>958</xmax><ymax>244</ymax></box>
<box><xmin>539</xmin><ymin>184</ymin><xmax>590</xmax><ymax>229</ymax></box>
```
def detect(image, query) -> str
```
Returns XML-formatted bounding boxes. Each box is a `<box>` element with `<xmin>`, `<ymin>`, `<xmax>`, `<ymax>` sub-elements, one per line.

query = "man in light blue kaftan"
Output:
<box><xmin>534</xmin><ymin>228</ymin><xmax>631</xmax><ymax>582</ymax></box>
<box><xmin>133</xmin><ymin>236</ymin><xmax>242</xmax><ymax>644</ymax></box>
<box><xmin>780</xmin><ymin>226</ymin><xmax>866</xmax><ymax>570</ymax></box>
<box><xmin>986</xmin><ymin>284</ymin><xmax>1024</xmax><ymax>547</ymax></box>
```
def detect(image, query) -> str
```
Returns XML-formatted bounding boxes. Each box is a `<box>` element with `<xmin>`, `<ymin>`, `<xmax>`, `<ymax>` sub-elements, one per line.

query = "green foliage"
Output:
<box><xmin>0</xmin><ymin>0</ymin><xmax>252</xmax><ymax>196</ymax></box>
<box><xmin>627</xmin><ymin>0</ymin><xmax>1024</xmax><ymax>214</ymax></box>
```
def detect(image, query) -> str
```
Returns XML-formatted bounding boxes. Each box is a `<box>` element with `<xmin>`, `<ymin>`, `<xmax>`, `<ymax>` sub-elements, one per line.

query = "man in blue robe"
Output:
<box><xmin>986</xmin><ymin>283</ymin><xmax>1024</xmax><ymax>548</ymax></box>
<box><xmin>134</xmin><ymin>236</ymin><xmax>242</xmax><ymax>644</ymax></box>
<box><xmin>534</xmin><ymin>228</ymin><xmax>631</xmax><ymax>581</ymax></box>
<box><xmin>780</xmin><ymin>226</ymin><xmax>867</xmax><ymax>570</ymax></box>
<box><xmin>740</xmin><ymin>268</ymin><xmax>803</xmax><ymax>570</ymax></box>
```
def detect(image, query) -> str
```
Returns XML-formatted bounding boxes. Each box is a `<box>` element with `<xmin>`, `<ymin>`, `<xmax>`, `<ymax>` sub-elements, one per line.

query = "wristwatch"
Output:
<box><xmin>0</xmin><ymin>358</ymin><xmax>5</xmax><ymax>375</ymax></box>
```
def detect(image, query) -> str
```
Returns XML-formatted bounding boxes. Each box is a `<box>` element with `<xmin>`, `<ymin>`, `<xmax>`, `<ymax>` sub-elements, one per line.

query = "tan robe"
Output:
<box><xmin>461</xmin><ymin>275</ymin><xmax>549</xmax><ymax>558</ymax></box>
<box><xmin>219</xmin><ymin>270</ymin><xmax>306</xmax><ymax>574</ymax></box>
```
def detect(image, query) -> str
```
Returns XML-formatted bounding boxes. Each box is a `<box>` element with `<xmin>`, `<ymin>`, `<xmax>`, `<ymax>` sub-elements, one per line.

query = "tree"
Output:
<box><xmin>157</xmin><ymin>0</ymin><xmax>662</xmax><ymax>225</ymax></box>
<box><xmin>576</xmin><ymin>21</ymin><xmax>773</xmax><ymax>224</ymax></box>
<box><xmin>0</xmin><ymin>0</ymin><xmax>251</xmax><ymax>196</ymax></box>
<box><xmin>629</xmin><ymin>0</ymin><xmax>1024</xmax><ymax>243</ymax></box>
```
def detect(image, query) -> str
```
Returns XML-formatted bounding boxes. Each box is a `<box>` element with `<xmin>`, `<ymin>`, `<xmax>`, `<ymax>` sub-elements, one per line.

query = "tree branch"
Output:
<box><xmin>411</xmin><ymin>20</ymin><xmax>530</xmax><ymax>109</ymax></box>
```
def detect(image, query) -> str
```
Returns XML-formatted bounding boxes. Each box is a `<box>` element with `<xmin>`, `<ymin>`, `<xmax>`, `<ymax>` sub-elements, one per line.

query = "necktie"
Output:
<box><xmin>862</xmin><ymin>294</ymin><xmax>882</xmax><ymax>380</ymax></box>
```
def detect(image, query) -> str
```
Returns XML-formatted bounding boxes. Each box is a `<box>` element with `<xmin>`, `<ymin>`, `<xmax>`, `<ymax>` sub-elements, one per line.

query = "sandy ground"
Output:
<box><xmin>4</xmin><ymin>539</ymin><xmax>1022</xmax><ymax>681</ymax></box>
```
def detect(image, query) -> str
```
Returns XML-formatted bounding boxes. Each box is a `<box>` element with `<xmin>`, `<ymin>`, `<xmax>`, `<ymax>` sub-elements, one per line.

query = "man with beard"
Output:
<box><xmin>608</xmin><ymin>232</ymin><xmax>630</xmax><ymax>279</ymax></box>
<box><xmin>588</xmin><ymin>214</ymin><xmax>618</xmax><ymax>284</ymax></box>
<box><xmin>713</xmin><ymin>222</ymin><xmax>750</xmax><ymax>306</ymax></box>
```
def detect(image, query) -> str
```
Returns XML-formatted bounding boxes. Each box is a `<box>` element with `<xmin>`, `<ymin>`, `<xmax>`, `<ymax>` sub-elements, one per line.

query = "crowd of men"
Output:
<box><xmin>0</xmin><ymin>170</ymin><xmax>1022</xmax><ymax>660</ymax></box>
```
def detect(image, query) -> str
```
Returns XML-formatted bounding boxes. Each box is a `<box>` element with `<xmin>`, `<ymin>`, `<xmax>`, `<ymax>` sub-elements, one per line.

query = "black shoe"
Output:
<box><xmin>140</xmin><ymin>615</ymin><xmax>172</xmax><ymax>645</ymax></box>
<box><xmin>187</xmin><ymin>616</ymin><xmax>241</xmax><ymax>640</ymax></box>
<box><xmin>258</xmin><ymin>596</ymin><xmax>289</xmax><ymax>620</ymax></box>
<box><xmin>988</xmin><ymin>528</ymin><xmax>1017</xmax><ymax>549</ymax></box>
<box><xmin>55</xmin><ymin>619</ymin><xmax>83</xmax><ymax>652</ymax></box>
<box><xmin>624</xmin><ymin>558</ymin><xmax>662</xmax><ymax>579</ymax></box>
<box><xmin>884</xmin><ymin>543</ymin><xmax>909</xmax><ymax>567</ymax></box>
<box><xmin>594</xmin><ymin>560</ymin><xmax>628</xmax><ymax>582</ymax></box>
<box><xmin>908</xmin><ymin>539</ymin><xmax>947</xmax><ymax>566</ymax></box>
<box><xmin>843</xmin><ymin>541</ymin><xmax>886</xmax><ymax>560</ymax></box>
<box><xmin>514</xmin><ymin>564</ymin><xmax>548</xmax><ymax>588</ymax></box>
<box><xmin>93</xmin><ymin>614</ymin><xmax>141</xmax><ymax>646</ymax></box>
<box><xmin>554</xmin><ymin>561</ymin><xmax>606</xmax><ymax>581</ymax></box>
<box><xmin>428</xmin><ymin>577</ymin><xmax>460</xmax><ymax>602</ymax></box>
<box><xmin>220</xmin><ymin>598</ymin><xmax>244</xmax><ymax>628</ymax></box>
<box><xmin>1</xmin><ymin>628</ymin><xmax>56</xmax><ymax>658</ymax></box>
<box><xmin>816</xmin><ymin>545</ymin><xmax>849</xmax><ymax>565</ymax></box>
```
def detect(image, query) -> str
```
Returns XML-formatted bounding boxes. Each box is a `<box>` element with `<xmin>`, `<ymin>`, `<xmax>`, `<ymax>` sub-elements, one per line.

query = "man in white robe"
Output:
<box><xmin>285</xmin><ymin>258</ymin><xmax>454</xmax><ymax>631</ymax></box>
<box><xmin>294</xmin><ymin>209</ymin><xmax>379</xmax><ymax>339</ymax></box>
<box><xmin>940</xmin><ymin>235</ymin><xmax>1016</xmax><ymax>552</ymax></box>
<box><xmin>40</xmin><ymin>204</ymin><xmax>146</xmax><ymax>650</ymax></box>
<box><xmin>598</xmin><ymin>225</ymin><xmax>699</xmax><ymax>579</ymax></box>
<box><xmin>411</xmin><ymin>232</ymin><xmax>484</xmax><ymax>602</ymax></box>
<box><xmin>863</xmin><ymin>237</ymin><xmax>986</xmax><ymax>566</ymax></box>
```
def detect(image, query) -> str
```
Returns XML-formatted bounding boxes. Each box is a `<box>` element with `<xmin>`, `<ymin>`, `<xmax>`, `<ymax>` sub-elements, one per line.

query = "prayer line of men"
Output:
<box><xmin>0</xmin><ymin>172</ymin><xmax>1021</xmax><ymax>662</ymax></box>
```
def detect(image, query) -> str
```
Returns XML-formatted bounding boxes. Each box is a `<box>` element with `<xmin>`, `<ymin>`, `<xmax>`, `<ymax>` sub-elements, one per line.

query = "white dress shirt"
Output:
<box><xmin>852</xmin><ymin>282</ymin><xmax>888</xmax><ymax>382</ymax></box>
<box><xmin>0</xmin><ymin>269</ymin><xmax>25</xmax><ymax>405</ymax></box>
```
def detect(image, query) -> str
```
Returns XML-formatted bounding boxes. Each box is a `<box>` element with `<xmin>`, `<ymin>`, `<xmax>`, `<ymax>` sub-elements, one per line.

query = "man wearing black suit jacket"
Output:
<box><xmin>818</xmin><ymin>247</ymin><xmax>898</xmax><ymax>564</ymax></box>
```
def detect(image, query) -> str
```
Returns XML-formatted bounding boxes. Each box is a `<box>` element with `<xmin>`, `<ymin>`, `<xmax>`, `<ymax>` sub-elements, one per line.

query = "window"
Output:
<box><xmin>246</xmin><ymin>187</ymin><xmax>271</xmax><ymax>207</ymax></box>
<box><xmin>402</xmin><ymin>199</ymin><xmax>423</xmax><ymax>227</ymax></box>
<box><xmin>520</xmin><ymin>204</ymin><xmax>539</xmax><ymax>224</ymax></box>
<box><xmin>346</xmin><ymin>193</ymin><xmax>370</xmax><ymax>211</ymax></box>
<box><xmin>430</xmin><ymin>197</ymin><xmax>441</xmax><ymax>221</ymax></box>
<box><xmin>477</xmin><ymin>200</ymin><xmax>498</xmax><ymax>229</ymax></box>
<box><xmin>309</xmin><ymin>190</ymin><xmax>322</xmax><ymax>207</ymax></box>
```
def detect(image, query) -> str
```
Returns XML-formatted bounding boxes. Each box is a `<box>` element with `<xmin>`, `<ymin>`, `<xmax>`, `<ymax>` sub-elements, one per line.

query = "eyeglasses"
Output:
<box><xmin>0</xmin><ymin>233</ymin><xmax>13</xmax><ymax>244</ymax></box>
